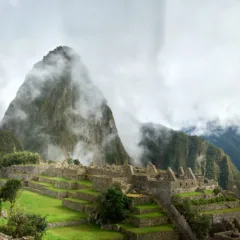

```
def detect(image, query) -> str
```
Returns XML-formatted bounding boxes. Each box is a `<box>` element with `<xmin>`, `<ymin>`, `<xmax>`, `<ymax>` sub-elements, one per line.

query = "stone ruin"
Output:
<box><xmin>0</xmin><ymin>161</ymin><xmax>218</xmax><ymax>200</ymax></box>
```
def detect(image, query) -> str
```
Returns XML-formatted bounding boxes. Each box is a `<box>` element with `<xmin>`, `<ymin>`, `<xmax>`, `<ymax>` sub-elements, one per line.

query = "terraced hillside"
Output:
<box><xmin>173</xmin><ymin>189</ymin><xmax>240</xmax><ymax>238</ymax></box>
<box><xmin>23</xmin><ymin>172</ymin><xmax>179</xmax><ymax>240</ymax></box>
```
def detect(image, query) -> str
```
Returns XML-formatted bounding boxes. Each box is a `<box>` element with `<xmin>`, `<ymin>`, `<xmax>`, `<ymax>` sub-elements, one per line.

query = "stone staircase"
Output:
<box><xmin>119</xmin><ymin>194</ymin><xmax>179</xmax><ymax>240</ymax></box>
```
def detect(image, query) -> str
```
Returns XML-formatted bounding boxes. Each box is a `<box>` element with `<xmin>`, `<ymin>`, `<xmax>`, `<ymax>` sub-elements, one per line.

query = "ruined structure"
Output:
<box><xmin>0</xmin><ymin>161</ymin><xmax>218</xmax><ymax>203</ymax></box>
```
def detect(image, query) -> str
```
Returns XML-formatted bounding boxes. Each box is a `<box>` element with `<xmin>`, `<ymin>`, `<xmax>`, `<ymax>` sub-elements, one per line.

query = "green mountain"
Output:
<box><xmin>184</xmin><ymin>125</ymin><xmax>240</xmax><ymax>170</ymax></box>
<box><xmin>0</xmin><ymin>46</ymin><xmax>130</xmax><ymax>164</ymax></box>
<box><xmin>0</xmin><ymin>130</ymin><xmax>22</xmax><ymax>156</ymax></box>
<box><xmin>139</xmin><ymin>123</ymin><xmax>240</xmax><ymax>193</ymax></box>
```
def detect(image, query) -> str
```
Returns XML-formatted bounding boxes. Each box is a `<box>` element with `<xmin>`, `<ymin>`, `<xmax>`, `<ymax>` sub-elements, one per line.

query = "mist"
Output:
<box><xmin>1</xmin><ymin>0</ymin><xmax>240</xmax><ymax>158</ymax></box>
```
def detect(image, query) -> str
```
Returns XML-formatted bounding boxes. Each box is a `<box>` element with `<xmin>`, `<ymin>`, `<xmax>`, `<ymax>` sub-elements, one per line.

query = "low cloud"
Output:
<box><xmin>1</xmin><ymin>0</ymin><xmax>240</xmax><ymax>158</ymax></box>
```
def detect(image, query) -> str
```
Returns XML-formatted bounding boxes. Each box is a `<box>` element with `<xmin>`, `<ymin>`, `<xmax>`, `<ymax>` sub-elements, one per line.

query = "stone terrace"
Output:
<box><xmin>0</xmin><ymin>161</ymin><xmax>220</xmax><ymax>239</ymax></box>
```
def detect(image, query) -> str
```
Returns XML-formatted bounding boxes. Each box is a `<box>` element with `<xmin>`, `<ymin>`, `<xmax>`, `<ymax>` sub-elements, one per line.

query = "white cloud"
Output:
<box><xmin>1</xmin><ymin>0</ymin><xmax>240</xmax><ymax>155</ymax></box>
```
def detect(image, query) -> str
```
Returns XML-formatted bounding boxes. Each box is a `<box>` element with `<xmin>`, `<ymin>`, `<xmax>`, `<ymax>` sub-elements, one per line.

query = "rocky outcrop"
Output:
<box><xmin>0</xmin><ymin>46</ymin><xmax>130</xmax><ymax>165</ymax></box>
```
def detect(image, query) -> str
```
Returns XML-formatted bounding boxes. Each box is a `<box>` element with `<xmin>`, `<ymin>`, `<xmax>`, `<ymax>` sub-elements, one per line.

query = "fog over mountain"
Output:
<box><xmin>1</xmin><ymin>0</ymin><xmax>240</xmax><ymax>158</ymax></box>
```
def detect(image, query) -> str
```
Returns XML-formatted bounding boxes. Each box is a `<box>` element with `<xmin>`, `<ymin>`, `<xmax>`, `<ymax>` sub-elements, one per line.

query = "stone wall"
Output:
<box><xmin>170</xmin><ymin>179</ymin><xmax>198</xmax><ymax>195</ymax></box>
<box><xmin>120</xmin><ymin>227</ymin><xmax>179</xmax><ymax>240</ymax></box>
<box><xmin>212</xmin><ymin>212</ymin><xmax>240</xmax><ymax>224</ymax></box>
<box><xmin>62</xmin><ymin>199</ymin><xmax>95</xmax><ymax>214</ymax></box>
<box><xmin>129</xmin><ymin>215</ymin><xmax>168</xmax><ymax>227</ymax></box>
<box><xmin>0</xmin><ymin>165</ymin><xmax>49</xmax><ymax>181</ymax></box>
<box><xmin>214</xmin><ymin>231</ymin><xmax>240</xmax><ymax>240</ymax></box>
<box><xmin>194</xmin><ymin>201</ymin><xmax>240</xmax><ymax>212</ymax></box>
<box><xmin>48</xmin><ymin>220</ymin><xmax>86</xmax><ymax>228</ymax></box>
<box><xmin>92</xmin><ymin>175</ymin><xmax>114</xmax><ymax>193</ymax></box>
<box><xmin>86</xmin><ymin>167</ymin><xmax>123</xmax><ymax>178</ymax></box>
<box><xmin>54</xmin><ymin>180</ymin><xmax>78</xmax><ymax>190</ymax></box>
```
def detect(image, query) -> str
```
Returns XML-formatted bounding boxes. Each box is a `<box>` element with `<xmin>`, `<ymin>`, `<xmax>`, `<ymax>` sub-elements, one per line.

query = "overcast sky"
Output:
<box><xmin>1</xmin><ymin>0</ymin><xmax>240</xmax><ymax>136</ymax></box>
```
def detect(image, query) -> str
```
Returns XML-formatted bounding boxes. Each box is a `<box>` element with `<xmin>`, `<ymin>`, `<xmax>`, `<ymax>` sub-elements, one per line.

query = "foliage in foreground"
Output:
<box><xmin>0</xmin><ymin>151</ymin><xmax>40</xmax><ymax>167</ymax></box>
<box><xmin>173</xmin><ymin>198</ymin><xmax>211</xmax><ymax>239</ymax></box>
<box><xmin>91</xmin><ymin>186</ymin><xmax>131</xmax><ymax>224</ymax></box>
<box><xmin>0</xmin><ymin>208</ymin><xmax>47</xmax><ymax>240</ymax></box>
<box><xmin>0</xmin><ymin>179</ymin><xmax>22</xmax><ymax>212</ymax></box>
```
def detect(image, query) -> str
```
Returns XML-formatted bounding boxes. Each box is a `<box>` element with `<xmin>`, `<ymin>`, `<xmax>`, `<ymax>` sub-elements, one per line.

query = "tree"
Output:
<box><xmin>67</xmin><ymin>158</ymin><xmax>73</xmax><ymax>165</ymax></box>
<box><xmin>73</xmin><ymin>159</ymin><xmax>80</xmax><ymax>165</ymax></box>
<box><xmin>97</xmin><ymin>186</ymin><xmax>131</xmax><ymax>224</ymax></box>
<box><xmin>0</xmin><ymin>208</ymin><xmax>47</xmax><ymax>239</ymax></box>
<box><xmin>213</xmin><ymin>187</ymin><xmax>221</xmax><ymax>196</ymax></box>
<box><xmin>0</xmin><ymin>179</ymin><xmax>22</xmax><ymax>212</ymax></box>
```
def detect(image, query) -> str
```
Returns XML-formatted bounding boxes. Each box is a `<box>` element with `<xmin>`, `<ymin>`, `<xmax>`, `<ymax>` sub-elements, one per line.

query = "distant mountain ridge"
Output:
<box><xmin>0</xmin><ymin>46</ymin><xmax>130</xmax><ymax>165</ymax></box>
<box><xmin>184</xmin><ymin>124</ymin><xmax>240</xmax><ymax>170</ymax></box>
<box><xmin>139</xmin><ymin>122</ymin><xmax>240</xmax><ymax>194</ymax></box>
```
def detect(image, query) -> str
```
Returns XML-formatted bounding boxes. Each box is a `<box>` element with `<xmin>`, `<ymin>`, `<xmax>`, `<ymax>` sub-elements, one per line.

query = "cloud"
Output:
<box><xmin>1</xmin><ymin>0</ymin><xmax>240</xmax><ymax>156</ymax></box>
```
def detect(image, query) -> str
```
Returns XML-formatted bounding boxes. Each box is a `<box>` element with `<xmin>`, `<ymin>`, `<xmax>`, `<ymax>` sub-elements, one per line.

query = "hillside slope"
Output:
<box><xmin>0</xmin><ymin>46</ymin><xmax>130</xmax><ymax>164</ymax></box>
<box><xmin>0</xmin><ymin>130</ymin><xmax>22</xmax><ymax>157</ymax></box>
<box><xmin>139</xmin><ymin>123</ymin><xmax>240</xmax><ymax>193</ymax></box>
<box><xmin>184</xmin><ymin>125</ymin><xmax>240</xmax><ymax>170</ymax></box>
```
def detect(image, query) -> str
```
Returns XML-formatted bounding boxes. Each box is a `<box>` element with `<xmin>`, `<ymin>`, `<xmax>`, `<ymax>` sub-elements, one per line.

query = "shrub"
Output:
<box><xmin>0</xmin><ymin>151</ymin><xmax>40</xmax><ymax>167</ymax></box>
<box><xmin>67</xmin><ymin>158</ymin><xmax>73</xmax><ymax>165</ymax></box>
<box><xmin>73</xmin><ymin>159</ymin><xmax>80</xmax><ymax>165</ymax></box>
<box><xmin>97</xmin><ymin>186</ymin><xmax>131</xmax><ymax>224</ymax></box>
<box><xmin>0</xmin><ymin>209</ymin><xmax>47</xmax><ymax>239</ymax></box>
<box><xmin>0</xmin><ymin>179</ymin><xmax>22</xmax><ymax>212</ymax></box>
<box><xmin>213</xmin><ymin>188</ymin><xmax>221</xmax><ymax>196</ymax></box>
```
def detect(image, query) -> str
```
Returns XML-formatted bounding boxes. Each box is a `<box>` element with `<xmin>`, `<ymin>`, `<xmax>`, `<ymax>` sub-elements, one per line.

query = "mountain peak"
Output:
<box><xmin>1</xmin><ymin>47</ymin><xmax>130</xmax><ymax>165</ymax></box>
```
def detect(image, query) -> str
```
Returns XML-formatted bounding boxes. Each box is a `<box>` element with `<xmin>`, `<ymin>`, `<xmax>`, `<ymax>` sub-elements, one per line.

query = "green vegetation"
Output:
<box><xmin>119</xmin><ymin>223</ymin><xmax>174</xmax><ymax>234</ymax></box>
<box><xmin>77</xmin><ymin>189</ymin><xmax>102</xmax><ymax>196</ymax></box>
<box><xmin>2</xmin><ymin>190</ymin><xmax>87</xmax><ymax>223</ymax></box>
<box><xmin>73</xmin><ymin>159</ymin><xmax>80</xmax><ymax>165</ymax></box>
<box><xmin>190</xmin><ymin>195</ymin><xmax>236</xmax><ymax>206</ymax></box>
<box><xmin>139</xmin><ymin>123</ymin><xmax>240</xmax><ymax>192</ymax></box>
<box><xmin>39</xmin><ymin>175</ymin><xmax>93</xmax><ymax>187</ymax></box>
<box><xmin>175</xmin><ymin>191</ymin><xmax>202</xmax><ymax>198</ymax></box>
<box><xmin>0</xmin><ymin>209</ymin><xmax>48</xmax><ymax>240</ymax></box>
<box><xmin>131</xmin><ymin>212</ymin><xmax>164</xmax><ymax>219</ymax></box>
<box><xmin>0</xmin><ymin>151</ymin><xmax>40</xmax><ymax>167</ymax></box>
<box><xmin>96</xmin><ymin>186</ymin><xmax>131</xmax><ymax>224</ymax></box>
<box><xmin>213</xmin><ymin>187</ymin><xmax>221</xmax><ymax>195</ymax></box>
<box><xmin>173</xmin><ymin>199</ymin><xmax>210</xmax><ymax>239</ymax></box>
<box><xmin>135</xmin><ymin>204</ymin><xmax>159</xmax><ymax>210</ymax></box>
<box><xmin>202</xmin><ymin>207</ymin><xmax>240</xmax><ymax>215</ymax></box>
<box><xmin>204</xmin><ymin>190</ymin><xmax>213</xmax><ymax>194</ymax></box>
<box><xmin>44</xmin><ymin>224</ymin><xmax>125</xmax><ymax>240</ymax></box>
<box><xmin>0</xmin><ymin>179</ymin><xmax>22</xmax><ymax>212</ymax></box>
<box><xmin>0</xmin><ymin>47</ymin><xmax>131</xmax><ymax>165</ymax></box>
<box><xmin>64</xmin><ymin>198</ymin><xmax>89</xmax><ymax>204</ymax></box>
<box><xmin>0</xmin><ymin>130</ymin><xmax>22</xmax><ymax>156</ymax></box>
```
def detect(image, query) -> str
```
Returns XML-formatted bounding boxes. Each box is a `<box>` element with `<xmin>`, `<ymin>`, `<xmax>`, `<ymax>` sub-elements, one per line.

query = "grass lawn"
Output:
<box><xmin>30</xmin><ymin>181</ymin><xmax>53</xmax><ymax>187</ymax></box>
<box><xmin>132</xmin><ymin>212</ymin><xmax>165</xmax><ymax>219</ymax></box>
<box><xmin>64</xmin><ymin>198</ymin><xmax>96</xmax><ymax>208</ymax></box>
<box><xmin>204</xmin><ymin>190</ymin><xmax>213</xmax><ymax>194</ymax></box>
<box><xmin>119</xmin><ymin>223</ymin><xmax>174</xmax><ymax>234</ymax></box>
<box><xmin>126</xmin><ymin>194</ymin><xmax>146</xmax><ymax>198</ymax></box>
<box><xmin>175</xmin><ymin>192</ymin><xmax>202</xmax><ymax>198</ymax></box>
<box><xmin>135</xmin><ymin>204</ymin><xmax>159</xmax><ymax>210</ymax></box>
<box><xmin>77</xmin><ymin>189</ymin><xmax>101</xmax><ymax>196</ymax></box>
<box><xmin>40</xmin><ymin>176</ymin><xmax>93</xmax><ymax>187</ymax></box>
<box><xmin>202</xmin><ymin>207</ymin><xmax>240</xmax><ymax>215</ymax></box>
<box><xmin>2</xmin><ymin>190</ymin><xmax>87</xmax><ymax>223</ymax></box>
<box><xmin>43</xmin><ymin>224</ymin><xmax>124</xmax><ymax>240</ymax></box>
